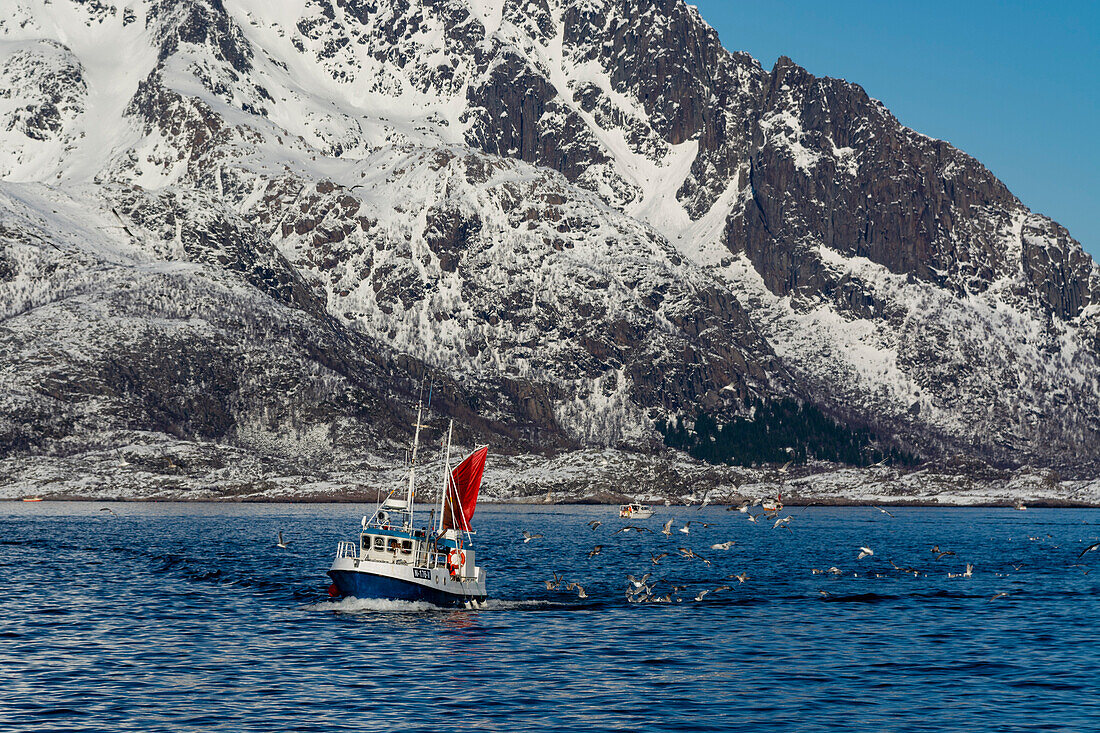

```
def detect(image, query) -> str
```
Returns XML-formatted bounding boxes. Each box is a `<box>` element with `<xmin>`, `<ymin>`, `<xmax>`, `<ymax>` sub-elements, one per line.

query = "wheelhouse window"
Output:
<box><xmin>373</xmin><ymin>536</ymin><xmax>385</xmax><ymax>551</ymax></box>
<box><xmin>361</xmin><ymin>535</ymin><xmax>372</xmax><ymax>551</ymax></box>
<box><xmin>401</xmin><ymin>540</ymin><xmax>413</xmax><ymax>554</ymax></box>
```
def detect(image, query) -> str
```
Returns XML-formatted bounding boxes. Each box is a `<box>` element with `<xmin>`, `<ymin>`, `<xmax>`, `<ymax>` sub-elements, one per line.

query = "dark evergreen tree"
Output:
<box><xmin>657</xmin><ymin>399</ymin><xmax>919</xmax><ymax>468</ymax></box>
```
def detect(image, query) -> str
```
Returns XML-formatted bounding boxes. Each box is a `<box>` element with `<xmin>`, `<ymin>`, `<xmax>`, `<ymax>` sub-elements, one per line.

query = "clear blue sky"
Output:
<box><xmin>691</xmin><ymin>0</ymin><xmax>1099</xmax><ymax>259</ymax></box>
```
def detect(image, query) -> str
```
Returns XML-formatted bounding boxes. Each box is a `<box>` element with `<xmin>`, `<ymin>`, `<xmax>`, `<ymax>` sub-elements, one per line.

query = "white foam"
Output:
<box><xmin>308</xmin><ymin>596</ymin><xmax>557</xmax><ymax>613</ymax></box>
<box><xmin>309</xmin><ymin>597</ymin><xmax>441</xmax><ymax>613</ymax></box>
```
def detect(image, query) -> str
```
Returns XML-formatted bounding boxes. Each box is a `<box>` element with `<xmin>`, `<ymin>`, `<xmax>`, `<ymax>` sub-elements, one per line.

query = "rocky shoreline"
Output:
<box><xmin>4</xmin><ymin>441</ymin><xmax>1098</xmax><ymax>508</ymax></box>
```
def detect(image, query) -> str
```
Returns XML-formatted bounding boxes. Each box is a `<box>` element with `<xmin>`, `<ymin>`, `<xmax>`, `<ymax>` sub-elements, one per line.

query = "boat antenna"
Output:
<box><xmin>427</xmin><ymin>378</ymin><xmax>434</xmax><ymax>410</ymax></box>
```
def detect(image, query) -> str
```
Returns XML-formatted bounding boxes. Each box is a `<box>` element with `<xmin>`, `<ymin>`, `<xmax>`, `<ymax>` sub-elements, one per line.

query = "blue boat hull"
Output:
<box><xmin>328</xmin><ymin>569</ymin><xmax>485</xmax><ymax>608</ymax></box>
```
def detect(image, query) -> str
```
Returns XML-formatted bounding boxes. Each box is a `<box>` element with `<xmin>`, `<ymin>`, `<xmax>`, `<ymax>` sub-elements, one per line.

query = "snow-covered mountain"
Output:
<box><xmin>1</xmin><ymin>0</ymin><xmax>1098</xmax><ymax>486</ymax></box>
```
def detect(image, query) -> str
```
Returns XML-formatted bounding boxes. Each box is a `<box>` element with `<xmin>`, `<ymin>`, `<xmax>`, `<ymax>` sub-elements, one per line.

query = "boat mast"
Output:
<box><xmin>437</xmin><ymin>419</ymin><xmax>454</xmax><ymax>533</ymax></box>
<box><xmin>407</xmin><ymin>401</ymin><xmax>425</xmax><ymax>521</ymax></box>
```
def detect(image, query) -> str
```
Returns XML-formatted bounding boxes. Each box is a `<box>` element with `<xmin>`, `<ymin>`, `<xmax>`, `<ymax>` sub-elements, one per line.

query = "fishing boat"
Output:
<box><xmin>22</xmin><ymin>497</ymin><xmax>43</xmax><ymax>502</ymax></box>
<box><xmin>619</xmin><ymin>503</ymin><xmax>653</xmax><ymax>519</ymax></box>
<box><xmin>327</xmin><ymin>406</ymin><xmax>489</xmax><ymax>608</ymax></box>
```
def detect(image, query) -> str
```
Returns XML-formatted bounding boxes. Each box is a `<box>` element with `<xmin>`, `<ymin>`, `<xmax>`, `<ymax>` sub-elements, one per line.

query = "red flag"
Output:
<box><xmin>442</xmin><ymin>446</ymin><xmax>488</xmax><ymax>532</ymax></box>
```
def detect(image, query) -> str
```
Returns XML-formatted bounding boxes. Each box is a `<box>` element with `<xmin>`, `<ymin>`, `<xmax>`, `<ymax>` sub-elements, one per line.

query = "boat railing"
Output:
<box><xmin>336</xmin><ymin>540</ymin><xmax>357</xmax><ymax>559</ymax></box>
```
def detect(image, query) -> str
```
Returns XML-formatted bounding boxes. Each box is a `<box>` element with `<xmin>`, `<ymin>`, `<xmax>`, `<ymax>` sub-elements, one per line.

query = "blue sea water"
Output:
<box><xmin>2</xmin><ymin>502</ymin><xmax>1099</xmax><ymax>732</ymax></box>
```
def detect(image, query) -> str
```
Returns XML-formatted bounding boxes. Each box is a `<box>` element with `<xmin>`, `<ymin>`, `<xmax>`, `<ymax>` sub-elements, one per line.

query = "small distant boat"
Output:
<box><xmin>619</xmin><ymin>503</ymin><xmax>653</xmax><ymax>519</ymax></box>
<box><xmin>1014</xmin><ymin>500</ymin><xmax>1027</xmax><ymax>511</ymax></box>
<box><xmin>327</xmin><ymin>405</ymin><xmax>489</xmax><ymax>608</ymax></box>
<box><xmin>22</xmin><ymin>497</ymin><xmax>43</xmax><ymax>502</ymax></box>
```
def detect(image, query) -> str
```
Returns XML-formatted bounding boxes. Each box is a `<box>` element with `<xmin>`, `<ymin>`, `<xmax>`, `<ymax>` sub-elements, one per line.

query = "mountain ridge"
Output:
<box><xmin>1</xmin><ymin>0</ymin><xmax>1097</xmax><ymax>495</ymax></box>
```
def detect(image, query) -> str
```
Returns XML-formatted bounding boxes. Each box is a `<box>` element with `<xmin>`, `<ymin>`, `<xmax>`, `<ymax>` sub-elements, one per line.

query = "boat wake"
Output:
<box><xmin>309</xmin><ymin>597</ymin><xmax>562</xmax><ymax>614</ymax></box>
<box><xmin>309</xmin><ymin>597</ymin><xmax>443</xmax><ymax>613</ymax></box>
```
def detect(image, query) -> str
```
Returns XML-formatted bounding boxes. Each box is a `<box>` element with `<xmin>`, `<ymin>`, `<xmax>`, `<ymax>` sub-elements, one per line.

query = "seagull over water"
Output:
<box><xmin>650</xmin><ymin>552</ymin><xmax>669</xmax><ymax>564</ymax></box>
<box><xmin>873</xmin><ymin>506</ymin><xmax>895</xmax><ymax>518</ymax></box>
<box><xmin>587</xmin><ymin>545</ymin><xmax>604</xmax><ymax>558</ymax></box>
<box><xmin>711</xmin><ymin>541</ymin><xmax>736</xmax><ymax>550</ymax></box>
<box><xmin>616</xmin><ymin>525</ymin><xmax>650</xmax><ymax>534</ymax></box>
<box><xmin>678</xmin><ymin>547</ymin><xmax>712</xmax><ymax>566</ymax></box>
<box><xmin>1078</xmin><ymin>541</ymin><xmax>1100</xmax><ymax>558</ymax></box>
<box><xmin>857</xmin><ymin>546</ymin><xmax>874</xmax><ymax>559</ymax></box>
<box><xmin>522</xmin><ymin>531</ymin><xmax>544</xmax><ymax>543</ymax></box>
<box><xmin>586</xmin><ymin>520</ymin><xmax>603</xmax><ymax>531</ymax></box>
<box><xmin>277</xmin><ymin>531</ymin><xmax>289</xmax><ymax>549</ymax></box>
<box><xmin>661</xmin><ymin>518</ymin><xmax>674</xmax><ymax>537</ymax></box>
<box><xmin>99</xmin><ymin>507</ymin><xmax>118</xmax><ymax>516</ymax></box>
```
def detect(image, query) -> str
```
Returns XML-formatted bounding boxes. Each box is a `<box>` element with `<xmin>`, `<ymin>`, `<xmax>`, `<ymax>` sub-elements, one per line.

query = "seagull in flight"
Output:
<box><xmin>575</xmin><ymin>585</ymin><xmax>588</xmax><ymax>599</ymax></box>
<box><xmin>746</xmin><ymin>513</ymin><xmax>759</xmax><ymax>524</ymax></box>
<box><xmin>678</xmin><ymin>547</ymin><xmax>712</xmax><ymax>566</ymax></box>
<box><xmin>728</xmin><ymin>573</ymin><xmax>749</xmax><ymax>584</ymax></box>
<box><xmin>661</xmin><ymin>518</ymin><xmax>674</xmax><ymax>536</ymax></box>
<box><xmin>1078</xmin><ymin>541</ymin><xmax>1100</xmax><ymax>558</ymax></box>
<box><xmin>650</xmin><ymin>552</ymin><xmax>669</xmax><ymax>564</ymax></box>
<box><xmin>616</xmin><ymin>525</ymin><xmax>650</xmax><ymax>534</ymax></box>
<box><xmin>627</xmin><ymin>573</ymin><xmax>652</xmax><ymax>589</ymax></box>
<box><xmin>587</xmin><ymin>545</ymin><xmax>604</xmax><ymax>558</ymax></box>
<box><xmin>679</xmin><ymin>523</ymin><xmax>691</xmax><ymax>534</ymax></box>
<box><xmin>990</xmin><ymin>592</ymin><xmax>1009</xmax><ymax>601</ymax></box>
<box><xmin>99</xmin><ymin>507</ymin><xmax>118</xmax><ymax>516</ymax></box>
<box><xmin>710</xmin><ymin>541</ymin><xmax>736</xmax><ymax>550</ymax></box>
<box><xmin>586</xmin><ymin>520</ymin><xmax>603</xmax><ymax>531</ymax></box>
<box><xmin>543</xmin><ymin>573</ymin><xmax>563</xmax><ymax>590</ymax></box>
<box><xmin>873</xmin><ymin>505</ymin><xmax>895</xmax><ymax>518</ymax></box>
<box><xmin>277</xmin><ymin>531</ymin><xmax>289</xmax><ymax>549</ymax></box>
<box><xmin>773</xmin><ymin>516</ymin><xmax>792</xmax><ymax>531</ymax></box>
<box><xmin>857</xmin><ymin>546</ymin><xmax>874</xmax><ymax>559</ymax></box>
<box><xmin>522</xmin><ymin>531</ymin><xmax>544</xmax><ymax>543</ymax></box>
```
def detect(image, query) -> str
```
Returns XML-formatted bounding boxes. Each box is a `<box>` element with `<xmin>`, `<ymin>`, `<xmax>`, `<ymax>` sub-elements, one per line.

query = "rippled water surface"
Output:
<box><xmin>3</xmin><ymin>502</ymin><xmax>1100</xmax><ymax>731</ymax></box>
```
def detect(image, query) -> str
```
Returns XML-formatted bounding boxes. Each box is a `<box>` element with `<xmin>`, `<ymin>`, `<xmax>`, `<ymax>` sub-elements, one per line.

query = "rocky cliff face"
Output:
<box><xmin>0</xmin><ymin>0</ymin><xmax>1097</xmax><ymax>484</ymax></box>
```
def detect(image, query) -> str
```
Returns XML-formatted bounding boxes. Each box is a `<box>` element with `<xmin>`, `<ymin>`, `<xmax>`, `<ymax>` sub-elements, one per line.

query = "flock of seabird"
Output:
<box><xmin>521</xmin><ymin>495</ymin><xmax>1100</xmax><ymax>605</ymax></box>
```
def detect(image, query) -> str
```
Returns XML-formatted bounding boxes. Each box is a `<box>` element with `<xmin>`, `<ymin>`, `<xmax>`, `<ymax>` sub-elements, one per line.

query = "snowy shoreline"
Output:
<box><xmin>4</xmin><ymin>444</ymin><xmax>1098</xmax><ymax>507</ymax></box>
<box><xmin>5</xmin><ymin>497</ymin><xmax>1100</xmax><ymax>508</ymax></box>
